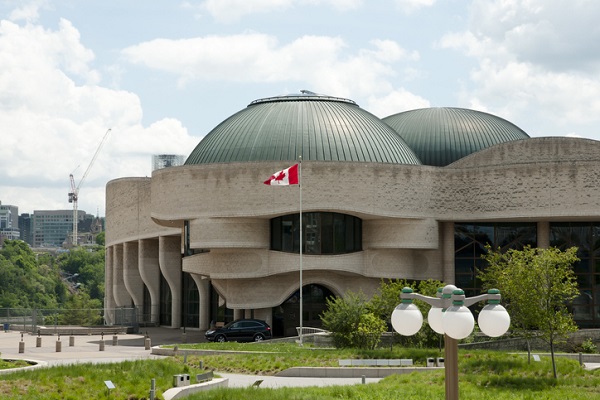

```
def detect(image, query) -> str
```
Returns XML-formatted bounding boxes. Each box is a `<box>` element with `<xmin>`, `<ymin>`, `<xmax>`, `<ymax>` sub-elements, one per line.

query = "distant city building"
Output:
<box><xmin>32</xmin><ymin>209</ymin><xmax>89</xmax><ymax>248</ymax></box>
<box><xmin>0</xmin><ymin>202</ymin><xmax>20</xmax><ymax>245</ymax></box>
<box><xmin>152</xmin><ymin>154</ymin><xmax>185</xmax><ymax>171</ymax></box>
<box><xmin>18</xmin><ymin>213</ymin><xmax>33</xmax><ymax>244</ymax></box>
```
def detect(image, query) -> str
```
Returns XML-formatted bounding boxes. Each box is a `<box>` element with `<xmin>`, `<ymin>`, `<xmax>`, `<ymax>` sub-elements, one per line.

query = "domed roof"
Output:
<box><xmin>382</xmin><ymin>107</ymin><xmax>530</xmax><ymax>167</ymax></box>
<box><xmin>185</xmin><ymin>91</ymin><xmax>422</xmax><ymax>165</ymax></box>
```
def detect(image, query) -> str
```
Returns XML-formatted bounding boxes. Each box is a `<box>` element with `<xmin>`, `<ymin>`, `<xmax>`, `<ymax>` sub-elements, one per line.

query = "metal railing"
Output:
<box><xmin>0</xmin><ymin>307</ymin><xmax>140</xmax><ymax>333</ymax></box>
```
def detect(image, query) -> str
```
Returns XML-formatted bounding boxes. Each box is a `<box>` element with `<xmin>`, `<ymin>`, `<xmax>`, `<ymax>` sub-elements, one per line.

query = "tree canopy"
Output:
<box><xmin>480</xmin><ymin>245</ymin><xmax>579</xmax><ymax>379</ymax></box>
<box><xmin>0</xmin><ymin>240</ymin><xmax>104</xmax><ymax>322</ymax></box>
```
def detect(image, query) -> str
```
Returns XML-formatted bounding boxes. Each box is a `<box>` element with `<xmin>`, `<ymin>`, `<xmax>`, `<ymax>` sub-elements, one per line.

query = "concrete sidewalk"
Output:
<box><xmin>0</xmin><ymin>328</ymin><xmax>384</xmax><ymax>388</ymax></box>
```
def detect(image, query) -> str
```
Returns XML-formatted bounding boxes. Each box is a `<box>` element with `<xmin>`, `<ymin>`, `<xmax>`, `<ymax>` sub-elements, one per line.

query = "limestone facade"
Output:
<box><xmin>105</xmin><ymin>137</ymin><xmax>600</xmax><ymax>329</ymax></box>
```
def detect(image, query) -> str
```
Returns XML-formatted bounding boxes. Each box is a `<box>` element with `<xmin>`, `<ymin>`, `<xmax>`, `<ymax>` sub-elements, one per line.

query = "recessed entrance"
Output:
<box><xmin>272</xmin><ymin>284</ymin><xmax>335</xmax><ymax>337</ymax></box>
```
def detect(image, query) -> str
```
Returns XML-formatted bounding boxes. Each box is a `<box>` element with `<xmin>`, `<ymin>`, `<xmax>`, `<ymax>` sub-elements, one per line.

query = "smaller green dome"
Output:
<box><xmin>185</xmin><ymin>91</ymin><xmax>421</xmax><ymax>165</ymax></box>
<box><xmin>383</xmin><ymin>107</ymin><xmax>530</xmax><ymax>166</ymax></box>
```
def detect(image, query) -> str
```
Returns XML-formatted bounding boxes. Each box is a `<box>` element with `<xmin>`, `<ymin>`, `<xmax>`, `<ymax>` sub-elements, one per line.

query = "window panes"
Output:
<box><xmin>551</xmin><ymin>222</ymin><xmax>600</xmax><ymax>327</ymax></box>
<box><xmin>454</xmin><ymin>222</ymin><xmax>537</xmax><ymax>300</ymax></box>
<box><xmin>270</xmin><ymin>212</ymin><xmax>362</xmax><ymax>255</ymax></box>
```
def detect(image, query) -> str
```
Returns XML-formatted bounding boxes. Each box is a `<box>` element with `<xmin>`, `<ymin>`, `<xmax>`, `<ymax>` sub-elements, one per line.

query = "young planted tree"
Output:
<box><xmin>480</xmin><ymin>245</ymin><xmax>580</xmax><ymax>379</ymax></box>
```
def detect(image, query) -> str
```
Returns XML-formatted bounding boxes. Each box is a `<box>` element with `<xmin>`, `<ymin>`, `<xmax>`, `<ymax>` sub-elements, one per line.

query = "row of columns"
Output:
<box><xmin>105</xmin><ymin>236</ymin><xmax>211</xmax><ymax>330</ymax></box>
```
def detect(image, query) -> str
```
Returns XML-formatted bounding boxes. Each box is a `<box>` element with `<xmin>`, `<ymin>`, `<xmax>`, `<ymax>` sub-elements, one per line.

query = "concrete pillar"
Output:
<box><xmin>104</xmin><ymin>246</ymin><xmax>116</xmax><ymax>325</ymax></box>
<box><xmin>441</xmin><ymin>222</ymin><xmax>455</xmax><ymax>284</ymax></box>
<box><xmin>253</xmin><ymin>308</ymin><xmax>272</xmax><ymax>327</ymax></box>
<box><xmin>537</xmin><ymin>221</ymin><xmax>550</xmax><ymax>249</ymax></box>
<box><xmin>139</xmin><ymin>239</ymin><xmax>160</xmax><ymax>325</ymax></box>
<box><xmin>233</xmin><ymin>309</ymin><xmax>244</xmax><ymax>320</ymax></box>
<box><xmin>244</xmin><ymin>309</ymin><xmax>252</xmax><ymax>319</ymax></box>
<box><xmin>123</xmin><ymin>241</ymin><xmax>144</xmax><ymax>310</ymax></box>
<box><xmin>191</xmin><ymin>275</ymin><xmax>210</xmax><ymax>330</ymax></box>
<box><xmin>159</xmin><ymin>236</ymin><xmax>182</xmax><ymax>328</ymax></box>
<box><xmin>112</xmin><ymin>244</ymin><xmax>133</xmax><ymax>307</ymax></box>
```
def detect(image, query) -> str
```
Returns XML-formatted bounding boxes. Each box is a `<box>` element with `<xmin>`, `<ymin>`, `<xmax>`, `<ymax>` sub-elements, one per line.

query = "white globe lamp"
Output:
<box><xmin>442</xmin><ymin>290</ymin><xmax>475</xmax><ymax>340</ymax></box>
<box><xmin>391</xmin><ymin>303</ymin><xmax>423</xmax><ymax>336</ymax></box>
<box><xmin>478</xmin><ymin>302</ymin><xmax>510</xmax><ymax>337</ymax></box>
<box><xmin>427</xmin><ymin>306</ymin><xmax>444</xmax><ymax>334</ymax></box>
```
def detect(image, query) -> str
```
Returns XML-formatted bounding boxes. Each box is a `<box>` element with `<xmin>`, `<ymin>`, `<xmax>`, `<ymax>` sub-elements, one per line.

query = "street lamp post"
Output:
<box><xmin>391</xmin><ymin>285</ymin><xmax>510</xmax><ymax>400</ymax></box>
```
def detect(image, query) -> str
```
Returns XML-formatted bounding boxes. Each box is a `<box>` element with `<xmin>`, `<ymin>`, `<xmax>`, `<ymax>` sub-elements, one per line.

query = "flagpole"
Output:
<box><xmin>299</xmin><ymin>155</ymin><xmax>303</xmax><ymax>346</ymax></box>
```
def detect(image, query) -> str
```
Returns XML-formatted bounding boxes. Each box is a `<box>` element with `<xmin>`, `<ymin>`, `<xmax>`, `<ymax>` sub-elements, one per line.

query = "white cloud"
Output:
<box><xmin>122</xmin><ymin>33</ymin><xmax>421</xmax><ymax>102</ymax></box>
<box><xmin>366</xmin><ymin>89</ymin><xmax>430</xmax><ymax>118</ymax></box>
<box><xmin>195</xmin><ymin>0</ymin><xmax>362</xmax><ymax>23</ymax></box>
<box><xmin>0</xmin><ymin>17</ymin><xmax>198</xmax><ymax>215</ymax></box>
<box><xmin>439</xmin><ymin>0</ymin><xmax>600</xmax><ymax>139</ymax></box>
<box><xmin>8</xmin><ymin>0</ymin><xmax>48</xmax><ymax>23</ymax></box>
<box><xmin>394</xmin><ymin>0</ymin><xmax>436</xmax><ymax>14</ymax></box>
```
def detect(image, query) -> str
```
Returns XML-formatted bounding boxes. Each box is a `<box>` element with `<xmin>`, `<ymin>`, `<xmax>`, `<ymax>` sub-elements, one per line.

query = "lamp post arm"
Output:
<box><xmin>463</xmin><ymin>293</ymin><xmax>501</xmax><ymax>308</ymax></box>
<box><xmin>401</xmin><ymin>292</ymin><xmax>444</xmax><ymax>308</ymax></box>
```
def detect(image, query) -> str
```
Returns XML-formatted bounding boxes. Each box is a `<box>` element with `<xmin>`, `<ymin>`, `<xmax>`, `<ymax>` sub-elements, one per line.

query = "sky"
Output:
<box><xmin>1</xmin><ymin>0</ymin><xmax>600</xmax><ymax>217</ymax></box>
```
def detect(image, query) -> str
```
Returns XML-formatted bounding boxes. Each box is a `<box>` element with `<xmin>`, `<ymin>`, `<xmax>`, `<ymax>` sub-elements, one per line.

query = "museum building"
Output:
<box><xmin>104</xmin><ymin>91</ymin><xmax>600</xmax><ymax>334</ymax></box>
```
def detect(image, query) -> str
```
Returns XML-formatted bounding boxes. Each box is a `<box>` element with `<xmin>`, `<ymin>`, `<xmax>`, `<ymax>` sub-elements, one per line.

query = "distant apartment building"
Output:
<box><xmin>0</xmin><ymin>202</ymin><xmax>20</xmax><ymax>244</ymax></box>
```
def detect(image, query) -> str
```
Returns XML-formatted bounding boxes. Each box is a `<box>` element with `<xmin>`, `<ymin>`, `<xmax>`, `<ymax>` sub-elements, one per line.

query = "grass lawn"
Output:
<box><xmin>0</xmin><ymin>343</ymin><xmax>598</xmax><ymax>399</ymax></box>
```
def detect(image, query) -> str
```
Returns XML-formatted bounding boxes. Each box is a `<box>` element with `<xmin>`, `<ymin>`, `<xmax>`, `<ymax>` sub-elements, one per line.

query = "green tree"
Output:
<box><xmin>56</xmin><ymin>247</ymin><xmax>105</xmax><ymax>303</ymax></box>
<box><xmin>321</xmin><ymin>291</ymin><xmax>377</xmax><ymax>349</ymax></box>
<box><xmin>0</xmin><ymin>240</ymin><xmax>64</xmax><ymax>309</ymax></box>
<box><xmin>95</xmin><ymin>231</ymin><xmax>105</xmax><ymax>246</ymax></box>
<box><xmin>59</xmin><ymin>291</ymin><xmax>103</xmax><ymax>326</ymax></box>
<box><xmin>480</xmin><ymin>245</ymin><xmax>580</xmax><ymax>379</ymax></box>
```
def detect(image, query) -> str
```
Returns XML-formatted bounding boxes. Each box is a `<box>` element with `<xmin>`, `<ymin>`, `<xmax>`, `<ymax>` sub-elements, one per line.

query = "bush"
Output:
<box><xmin>580</xmin><ymin>338</ymin><xmax>598</xmax><ymax>354</ymax></box>
<box><xmin>321</xmin><ymin>292</ymin><xmax>387</xmax><ymax>349</ymax></box>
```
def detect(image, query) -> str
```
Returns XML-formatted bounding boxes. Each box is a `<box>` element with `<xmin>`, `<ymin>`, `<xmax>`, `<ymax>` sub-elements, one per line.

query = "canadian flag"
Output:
<box><xmin>263</xmin><ymin>164</ymin><xmax>299</xmax><ymax>185</ymax></box>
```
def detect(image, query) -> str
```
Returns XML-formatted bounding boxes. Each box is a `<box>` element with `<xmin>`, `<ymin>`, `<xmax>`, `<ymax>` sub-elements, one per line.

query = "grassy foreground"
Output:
<box><xmin>0</xmin><ymin>344</ymin><xmax>598</xmax><ymax>399</ymax></box>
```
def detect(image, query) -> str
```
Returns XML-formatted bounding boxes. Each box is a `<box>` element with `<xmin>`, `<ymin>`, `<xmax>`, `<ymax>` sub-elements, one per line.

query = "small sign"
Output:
<box><xmin>104</xmin><ymin>380</ymin><xmax>115</xmax><ymax>389</ymax></box>
<box><xmin>532</xmin><ymin>355</ymin><xmax>541</xmax><ymax>362</ymax></box>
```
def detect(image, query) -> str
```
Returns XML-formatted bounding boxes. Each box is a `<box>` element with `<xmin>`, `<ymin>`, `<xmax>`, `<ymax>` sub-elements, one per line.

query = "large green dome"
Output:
<box><xmin>185</xmin><ymin>92</ymin><xmax>422</xmax><ymax>165</ymax></box>
<box><xmin>383</xmin><ymin>107</ymin><xmax>530</xmax><ymax>167</ymax></box>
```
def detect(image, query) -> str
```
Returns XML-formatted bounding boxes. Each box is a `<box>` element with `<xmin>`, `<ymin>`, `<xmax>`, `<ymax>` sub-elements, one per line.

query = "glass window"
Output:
<box><xmin>550</xmin><ymin>222</ymin><xmax>600</xmax><ymax>327</ymax></box>
<box><xmin>270</xmin><ymin>212</ymin><xmax>362</xmax><ymax>255</ymax></box>
<box><xmin>454</xmin><ymin>222</ymin><xmax>537</xmax><ymax>296</ymax></box>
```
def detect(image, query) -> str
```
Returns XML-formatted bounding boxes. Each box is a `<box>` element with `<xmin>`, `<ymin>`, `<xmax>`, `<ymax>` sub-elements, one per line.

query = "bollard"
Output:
<box><xmin>182</xmin><ymin>332</ymin><xmax>187</xmax><ymax>344</ymax></box>
<box><xmin>19</xmin><ymin>341</ymin><xmax>25</xmax><ymax>353</ymax></box>
<box><xmin>361</xmin><ymin>375</ymin><xmax>366</xmax><ymax>384</ymax></box>
<box><xmin>36</xmin><ymin>336</ymin><xmax>42</xmax><ymax>347</ymax></box>
<box><xmin>149</xmin><ymin>378</ymin><xmax>156</xmax><ymax>400</ymax></box>
<box><xmin>99</xmin><ymin>340</ymin><xmax>105</xmax><ymax>351</ymax></box>
<box><xmin>69</xmin><ymin>335</ymin><xmax>75</xmax><ymax>347</ymax></box>
<box><xmin>56</xmin><ymin>339</ymin><xmax>62</xmax><ymax>352</ymax></box>
<box><xmin>112</xmin><ymin>335</ymin><xmax>118</xmax><ymax>346</ymax></box>
<box><xmin>579</xmin><ymin>352</ymin><xmax>583</xmax><ymax>366</ymax></box>
<box><xmin>145</xmin><ymin>337</ymin><xmax>151</xmax><ymax>350</ymax></box>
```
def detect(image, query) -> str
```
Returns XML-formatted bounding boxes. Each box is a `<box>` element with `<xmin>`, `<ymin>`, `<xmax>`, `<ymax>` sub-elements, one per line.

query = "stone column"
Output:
<box><xmin>253</xmin><ymin>308</ymin><xmax>272</xmax><ymax>327</ymax></box>
<box><xmin>159</xmin><ymin>236</ymin><xmax>182</xmax><ymax>328</ymax></box>
<box><xmin>124</xmin><ymin>241</ymin><xmax>144</xmax><ymax>310</ymax></box>
<box><xmin>441</xmin><ymin>222</ymin><xmax>455</xmax><ymax>284</ymax></box>
<box><xmin>537</xmin><ymin>221</ymin><xmax>550</xmax><ymax>249</ymax></box>
<box><xmin>104</xmin><ymin>246</ymin><xmax>115</xmax><ymax>325</ymax></box>
<box><xmin>112</xmin><ymin>243</ymin><xmax>132</xmax><ymax>307</ymax></box>
<box><xmin>139</xmin><ymin>238</ymin><xmax>160</xmax><ymax>325</ymax></box>
<box><xmin>233</xmin><ymin>309</ymin><xmax>244</xmax><ymax>320</ymax></box>
<box><xmin>190</xmin><ymin>275</ymin><xmax>210</xmax><ymax>330</ymax></box>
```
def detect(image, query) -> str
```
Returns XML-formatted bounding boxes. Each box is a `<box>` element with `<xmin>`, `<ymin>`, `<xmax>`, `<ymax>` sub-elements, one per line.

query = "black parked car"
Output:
<box><xmin>205</xmin><ymin>319</ymin><xmax>272</xmax><ymax>342</ymax></box>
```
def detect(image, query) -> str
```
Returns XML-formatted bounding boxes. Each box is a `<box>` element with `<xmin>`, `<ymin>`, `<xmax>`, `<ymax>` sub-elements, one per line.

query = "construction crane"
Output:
<box><xmin>69</xmin><ymin>128</ymin><xmax>112</xmax><ymax>246</ymax></box>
